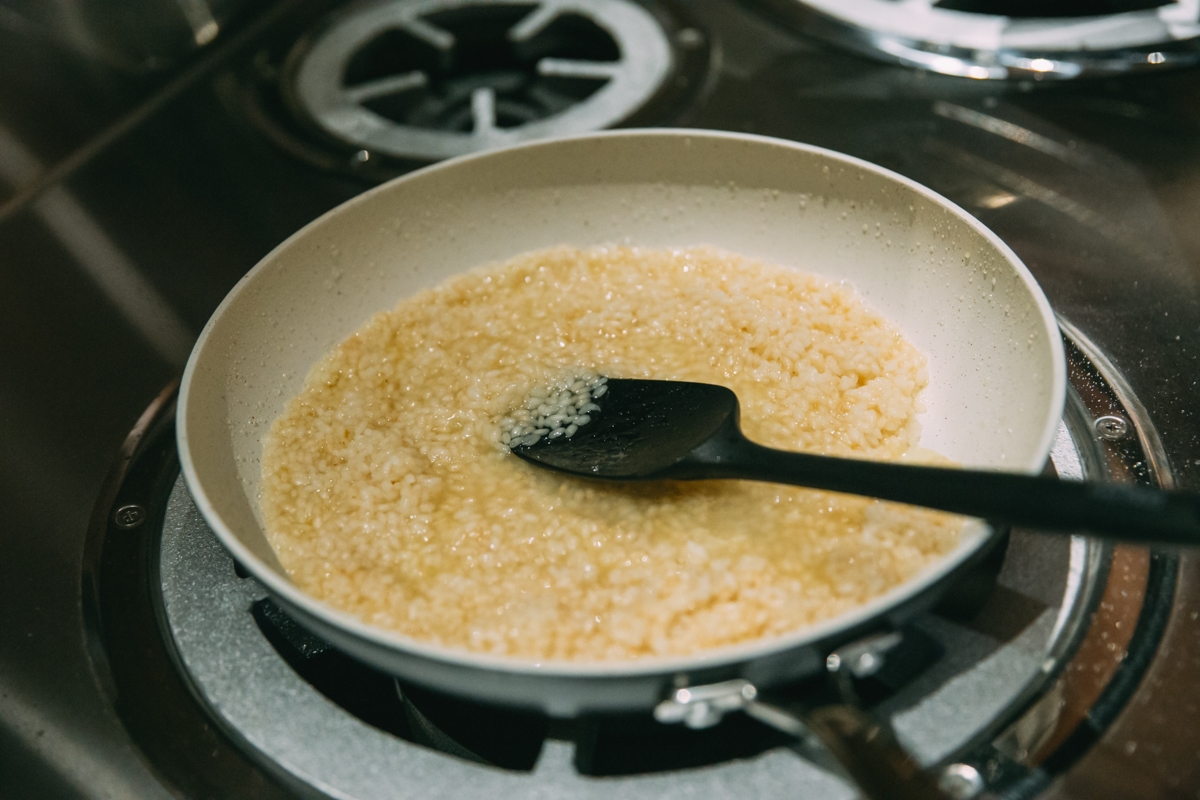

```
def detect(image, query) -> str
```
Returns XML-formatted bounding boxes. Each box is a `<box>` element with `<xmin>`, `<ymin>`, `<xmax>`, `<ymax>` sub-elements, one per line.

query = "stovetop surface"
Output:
<box><xmin>1</xmin><ymin>1</ymin><xmax>1199</xmax><ymax>797</ymax></box>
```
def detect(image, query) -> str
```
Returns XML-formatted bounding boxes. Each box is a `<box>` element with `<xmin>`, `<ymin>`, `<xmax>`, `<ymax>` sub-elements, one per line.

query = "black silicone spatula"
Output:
<box><xmin>511</xmin><ymin>379</ymin><xmax>1200</xmax><ymax>546</ymax></box>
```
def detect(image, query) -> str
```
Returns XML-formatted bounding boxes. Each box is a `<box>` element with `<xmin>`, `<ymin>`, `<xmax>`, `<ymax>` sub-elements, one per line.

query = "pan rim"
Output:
<box><xmin>177</xmin><ymin>127</ymin><xmax>1067</xmax><ymax>680</ymax></box>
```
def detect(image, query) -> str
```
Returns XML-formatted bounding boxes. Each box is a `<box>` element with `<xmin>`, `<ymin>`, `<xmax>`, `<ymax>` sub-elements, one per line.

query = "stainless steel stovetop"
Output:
<box><xmin>1</xmin><ymin>1</ymin><xmax>1198</xmax><ymax>798</ymax></box>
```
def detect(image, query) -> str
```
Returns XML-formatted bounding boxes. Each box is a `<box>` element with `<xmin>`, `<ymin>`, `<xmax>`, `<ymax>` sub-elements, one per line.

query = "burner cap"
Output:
<box><xmin>288</xmin><ymin>0</ymin><xmax>673</xmax><ymax>160</ymax></box>
<box><xmin>770</xmin><ymin>0</ymin><xmax>1200</xmax><ymax>78</ymax></box>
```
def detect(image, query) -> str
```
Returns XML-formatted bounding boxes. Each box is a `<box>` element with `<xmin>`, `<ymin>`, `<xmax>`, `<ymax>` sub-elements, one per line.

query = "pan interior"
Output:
<box><xmin>178</xmin><ymin>130</ymin><xmax>1064</xmax><ymax>674</ymax></box>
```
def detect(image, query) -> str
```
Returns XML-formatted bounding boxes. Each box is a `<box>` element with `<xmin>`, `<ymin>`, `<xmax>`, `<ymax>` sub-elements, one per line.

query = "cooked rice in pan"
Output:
<box><xmin>261</xmin><ymin>245</ymin><xmax>961</xmax><ymax>661</ymax></box>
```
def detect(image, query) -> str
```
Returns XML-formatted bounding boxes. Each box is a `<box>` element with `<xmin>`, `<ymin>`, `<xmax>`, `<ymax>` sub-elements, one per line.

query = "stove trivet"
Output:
<box><xmin>145</xmin><ymin>322</ymin><xmax>1162</xmax><ymax>800</ymax></box>
<box><xmin>285</xmin><ymin>0</ymin><xmax>673</xmax><ymax>161</ymax></box>
<box><xmin>757</xmin><ymin>0</ymin><xmax>1200</xmax><ymax>79</ymax></box>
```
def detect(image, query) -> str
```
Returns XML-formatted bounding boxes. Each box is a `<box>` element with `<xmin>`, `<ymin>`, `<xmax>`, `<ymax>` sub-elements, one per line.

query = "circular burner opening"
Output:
<box><xmin>341</xmin><ymin>5</ymin><xmax>622</xmax><ymax>132</ymax></box>
<box><xmin>763</xmin><ymin>0</ymin><xmax>1200</xmax><ymax>79</ymax></box>
<box><xmin>287</xmin><ymin>0</ymin><xmax>675</xmax><ymax>160</ymax></box>
<box><xmin>934</xmin><ymin>0</ymin><xmax>1171</xmax><ymax>15</ymax></box>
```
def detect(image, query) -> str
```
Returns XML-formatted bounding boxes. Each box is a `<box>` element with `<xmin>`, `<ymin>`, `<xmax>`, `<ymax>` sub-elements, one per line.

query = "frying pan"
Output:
<box><xmin>177</xmin><ymin>130</ymin><xmax>1065</xmax><ymax>722</ymax></box>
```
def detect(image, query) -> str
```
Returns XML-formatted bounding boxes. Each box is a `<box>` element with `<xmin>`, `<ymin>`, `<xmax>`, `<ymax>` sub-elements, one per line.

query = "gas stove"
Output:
<box><xmin>2</xmin><ymin>1</ymin><xmax>1199</xmax><ymax>798</ymax></box>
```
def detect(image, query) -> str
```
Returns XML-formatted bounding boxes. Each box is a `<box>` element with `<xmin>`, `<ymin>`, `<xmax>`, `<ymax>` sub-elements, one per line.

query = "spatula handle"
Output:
<box><xmin>679</xmin><ymin>429</ymin><xmax>1200</xmax><ymax>546</ymax></box>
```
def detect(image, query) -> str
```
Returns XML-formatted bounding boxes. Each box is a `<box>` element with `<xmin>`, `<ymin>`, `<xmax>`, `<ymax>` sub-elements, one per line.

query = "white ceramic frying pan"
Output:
<box><xmin>176</xmin><ymin>129</ymin><xmax>1065</xmax><ymax>718</ymax></box>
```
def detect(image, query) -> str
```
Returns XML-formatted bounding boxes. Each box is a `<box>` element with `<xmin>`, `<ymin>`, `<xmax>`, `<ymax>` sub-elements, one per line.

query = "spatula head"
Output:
<box><xmin>510</xmin><ymin>379</ymin><xmax>739</xmax><ymax>480</ymax></box>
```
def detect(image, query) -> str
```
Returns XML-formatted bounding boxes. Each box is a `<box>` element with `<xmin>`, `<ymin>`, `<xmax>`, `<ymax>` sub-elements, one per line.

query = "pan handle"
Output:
<box><xmin>654</xmin><ymin>634</ymin><xmax>983</xmax><ymax>800</ymax></box>
<box><xmin>798</xmin><ymin>704</ymin><xmax>956</xmax><ymax>800</ymax></box>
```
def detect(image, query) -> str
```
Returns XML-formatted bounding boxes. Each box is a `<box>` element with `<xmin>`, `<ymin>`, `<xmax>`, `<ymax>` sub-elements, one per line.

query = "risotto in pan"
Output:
<box><xmin>260</xmin><ymin>245</ymin><xmax>961</xmax><ymax>661</ymax></box>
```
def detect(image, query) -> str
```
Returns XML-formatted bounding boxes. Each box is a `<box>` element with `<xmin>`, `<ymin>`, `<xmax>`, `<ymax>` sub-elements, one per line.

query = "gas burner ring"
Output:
<box><xmin>780</xmin><ymin>0</ymin><xmax>1200</xmax><ymax>79</ymax></box>
<box><xmin>288</xmin><ymin>0</ymin><xmax>673</xmax><ymax>160</ymax></box>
